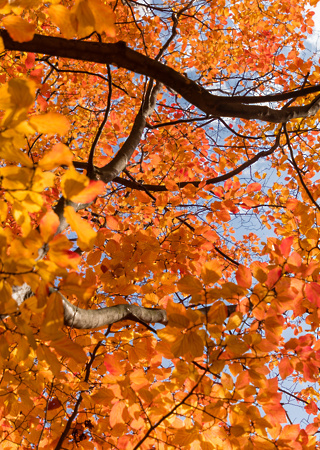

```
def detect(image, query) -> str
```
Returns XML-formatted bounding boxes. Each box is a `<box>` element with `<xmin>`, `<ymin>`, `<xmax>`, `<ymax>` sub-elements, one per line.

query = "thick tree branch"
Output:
<box><xmin>95</xmin><ymin>81</ymin><xmax>162</xmax><ymax>182</ymax></box>
<box><xmin>2</xmin><ymin>30</ymin><xmax>320</xmax><ymax>123</ymax></box>
<box><xmin>59</xmin><ymin>290</ymin><xmax>168</xmax><ymax>329</ymax></box>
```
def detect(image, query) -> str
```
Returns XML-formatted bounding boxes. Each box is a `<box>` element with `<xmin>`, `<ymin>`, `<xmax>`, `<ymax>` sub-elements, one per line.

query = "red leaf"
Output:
<box><xmin>305</xmin><ymin>401</ymin><xmax>318</xmax><ymax>415</ymax></box>
<box><xmin>265</xmin><ymin>267</ymin><xmax>282</xmax><ymax>289</ymax></box>
<box><xmin>280</xmin><ymin>236</ymin><xmax>294</xmax><ymax>258</ymax></box>
<box><xmin>305</xmin><ymin>282</ymin><xmax>320</xmax><ymax>307</ymax></box>
<box><xmin>246</xmin><ymin>182</ymin><xmax>261</xmax><ymax>193</ymax></box>
<box><xmin>47</xmin><ymin>398</ymin><xmax>62</xmax><ymax>410</ymax></box>
<box><xmin>25</xmin><ymin>53</ymin><xmax>35</xmax><ymax>69</ymax></box>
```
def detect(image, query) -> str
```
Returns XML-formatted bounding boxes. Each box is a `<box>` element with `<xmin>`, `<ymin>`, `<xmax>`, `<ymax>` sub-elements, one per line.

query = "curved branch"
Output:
<box><xmin>2</xmin><ymin>30</ymin><xmax>320</xmax><ymax>123</ymax></box>
<box><xmin>61</xmin><ymin>293</ymin><xmax>168</xmax><ymax>329</ymax></box>
<box><xmin>95</xmin><ymin>81</ymin><xmax>162</xmax><ymax>182</ymax></box>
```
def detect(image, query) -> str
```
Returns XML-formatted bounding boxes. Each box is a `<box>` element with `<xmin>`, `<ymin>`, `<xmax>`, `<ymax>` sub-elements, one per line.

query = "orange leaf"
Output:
<box><xmin>247</xmin><ymin>182</ymin><xmax>261</xmax><ymax>193</ymax></box>
<box><xmin>215</xmin><ymin>209</ymin><xmax>231</xmax><ymax>222</ymax></box>
<box><xmin>29</xmin><ymin>112</ymin><xmax>70</xmax><ymax>136</ymax></box>
<box><xmin>305</xmin><ymin>401</ymin><xmax>318</xmax><ymax>415</ymax></box>
<box><xmin>278</xmin><ymin>357</ymin><xmax>293</xmax><ymax>379</ymax></box>
<box><xmin>70</xmin><ymin>180</ymin><xmax>105</xmax><ymax>203</ymax></box>
<box><xmin>279</xmin><ymin>236</ymin><xmax>294</xmax><ymax>258</ymax></box>
<box><xmin>40</xmin><ymin>211</ymin><xmax>59</xmax><ymax>242</ymax></box>
<box><xmin>2</xmin><ymin>16</ymin><xmax>35</xmax><ymax>42</ymax></box>
<box><xmin>235</xmin><ymin>264</ymin><xmax>252</xmax><ymax>289</ymax></box>
<box><xmin>51</xmin><ymin>335</ymin><xmax>87</xmax><ymax>363</ymax></box>
<box><xmin>201</xmin><ymin>260</ymin><xmax>222</xmax><ymax>285</ymax></box>
<box><xmin>41</xmin><ymin>291</ymin><xmax>64</xmax><ymax>339</ymax></box>
<box><xmin>38</xmin><ymin>143</ymin><xmax>74</xmax><ymax>171</ymax></box>
<box><xmin>177</xmin><ymin>275</ymin><xmax>203</xmax><ymax>295</ymax></box>
<box><xmin>109</xmin><ymin>401</ymin><xmax>126</xmax><ymax>428</ymax></box>
<box><xmin>64</xmin><ymin>206</ymin><xmax>97</xmax><ymax>250</ymax></box>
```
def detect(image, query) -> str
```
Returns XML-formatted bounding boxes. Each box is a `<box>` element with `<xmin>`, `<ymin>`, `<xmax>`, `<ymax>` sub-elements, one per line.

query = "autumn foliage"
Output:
<box><xmin>1</xmin><ymin>0</ymin><xmax>320</xmax><ymax>448</ymax></box>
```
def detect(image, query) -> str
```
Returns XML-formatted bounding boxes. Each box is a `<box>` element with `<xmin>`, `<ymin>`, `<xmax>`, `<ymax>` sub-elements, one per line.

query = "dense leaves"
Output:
<box><xmin>0</xmin><ymin>0</ymin><xmax>320</xmax><ymax>448</ymax></box>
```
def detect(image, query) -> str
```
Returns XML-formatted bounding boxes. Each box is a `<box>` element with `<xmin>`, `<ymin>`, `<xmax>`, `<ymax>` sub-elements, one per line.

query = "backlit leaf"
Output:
<box><xmin>39</xmin><ymin>143</ymin><xmax>73</xmax><ymax>171</ymax></box>
<box><xmin>177</xmin><ymin>275</ymin><xmax>203</xmax><ymax>295</ymax></box>
<box><xmin>64</xmin><ymin>206</ymin><xmax>97</xmax><ymax>250</ymax></box>
<box><xmin>2</xmin><ymin>16</ymin><xmax>35</xmax><ymax>42</ymax></box>
<box><xmin>70</xmin><ymin>179</ymin><xmax>105</xmax><ymax>203</ymax></box>
<box><xmin>29</xmin><ymin>112</ymin><xmax>70</xmax><ymax>136</ymax></box>
<box><xmin>235</xmin><ymin>264</ymin><xmax>252</xmax><ymax>289</ymax></box>
<box><xmin>40</xmin><ymin>211</ymin><xmax>60</xmax><ymax>242</ymax></box>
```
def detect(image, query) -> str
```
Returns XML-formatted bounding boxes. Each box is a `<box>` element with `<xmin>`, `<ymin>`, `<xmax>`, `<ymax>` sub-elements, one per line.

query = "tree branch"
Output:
<box><xmin>58</xmin><ymin>289</ymin><xmax>168</xmax><ymax>329</ymax></box>
<box><xmin>2</xmin><ymin>30</ymin><xmax>320</xmax><ymax>123</ymax></box>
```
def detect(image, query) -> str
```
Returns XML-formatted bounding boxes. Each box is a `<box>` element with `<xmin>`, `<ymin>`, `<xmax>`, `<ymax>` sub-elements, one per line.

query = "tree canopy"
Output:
<box><xmin>0</xmin><ymin>0</ymin><xmax>320</xmax><ymax>448</ymax></box>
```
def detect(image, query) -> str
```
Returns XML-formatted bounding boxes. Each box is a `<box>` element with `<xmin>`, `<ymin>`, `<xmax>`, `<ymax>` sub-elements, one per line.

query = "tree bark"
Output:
<box><xmin>2</xmin><ymin>30</ymin><xmax>320</xmax><ymax>123</ymax></box>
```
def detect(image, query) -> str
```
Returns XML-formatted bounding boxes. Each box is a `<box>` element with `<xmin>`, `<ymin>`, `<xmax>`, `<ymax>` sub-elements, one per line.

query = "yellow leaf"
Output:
<box><xmin>64</xmin><ymin>206</ymin><xmax>97</xmax><ymax>250</ymax></box>
<box><xmin>29</xmin><ymin>112</ymin><xmax>70</xmax><ymax>136</ymax></box>
<box><xmin>40</xmin><ymin>211</ymin><xmax>60</xmax><ymax>242</ymax></box>
<box><xmin>39</xmin><ymin>143</ymin><xmax>73</xmax><ymax>171</ymax></box>
<box><xmin>0</xmin><ymin>78</ymin><xmax>34</xmax><ymax>110</ymax></box>
<box><xmin>41</xmin><ymin>291</ymin><xmax>64</xmax><ymax>339</ymax></box>
<box><xmin>70</xmin><ymin>0</ymin><xmax>96</xmax><ymax>37</ymax></box>
<box><xmin>225</xmin><ymin>311</ymin><xmax>243</xmax><ymax>330</ymax></box>
<box><xmin>48</xmin><ymin>234</ymin><xmax>81</xmax><ymax>269</ymax></box>
<box><xmin>88</xmin><ymin>0</ymin><xmax>116</xmax><ymax>37</ymax></box>
<box><xmin>61</xmin><ymin>167</ymin><xmax>88</xmax><ymax>199</ymax></box>
<box><xmin>0</xmin><ymin>200</ymin><xmax>8</xmax><ymax>222</ymax></box>
<box><xmin>0</xmin><ymin>78</ymin><xmax>35</xmax><ymax>127</ymax></box>
<box><xmin>2</xmin><ymin>16</ymin><xmax>35</xmax><ymax>42</ymax></box>
<box><xmin>31</xmin><ymin>169</ymin><xmax>55</xmax><ymax>192</ymax></box>
<box><xmin>0</xmin><ymin>280</ymin><xmax>17</xmax><ymax>315</ymax></box>
<box><xmin>12</xmin><ymin>201</ymin><xmax>31</xmax><ymax>236</ymax></box>
<box><xmin>48</xmin><ymin>4</ymin><xmax>75</xmax><ymax>39</ymax></box>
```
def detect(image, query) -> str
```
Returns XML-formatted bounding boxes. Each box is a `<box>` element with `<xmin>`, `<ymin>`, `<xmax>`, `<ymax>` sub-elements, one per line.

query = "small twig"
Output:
<box><xmin>283</xmin><ymin>123</ymin><xmax>320</xmax><ymax>212</ymax></box>
<box><xmin>87</xmin><ymin>65</ymin><xmax>112</xmax><ymax>179</ymax></box>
